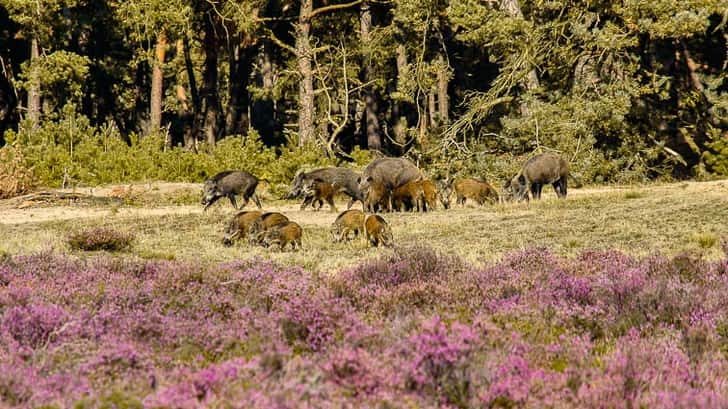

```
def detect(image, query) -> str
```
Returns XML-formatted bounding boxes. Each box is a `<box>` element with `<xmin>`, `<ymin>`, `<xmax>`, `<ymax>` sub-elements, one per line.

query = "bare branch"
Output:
<box><xmin>307</xmin><ymin>0</ymin><xmax>363</xmax><ymax>21</ymax></box>
<box><xmin>264</xmin><ymin>28</ymin><xmax>297</xmax><ymax>55</ymax></box>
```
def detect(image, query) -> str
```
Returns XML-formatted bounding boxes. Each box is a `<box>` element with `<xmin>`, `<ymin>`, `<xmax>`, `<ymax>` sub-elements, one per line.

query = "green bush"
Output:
<box><xmin>4</xmin><ymin>110</ymin><xmax>352</xmax><ymax>193</ymax></box>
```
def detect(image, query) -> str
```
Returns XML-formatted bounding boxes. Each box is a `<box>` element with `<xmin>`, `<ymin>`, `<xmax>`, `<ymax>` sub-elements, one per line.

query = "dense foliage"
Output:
<box><xmin>0</xmin><ymin>0</ymin><xmax>726</xmax><ymax>185</ymax></box>
<box><xmin>1</xmin><ymin>245</ymin><xmax>727</xmax><ymax>407</ymax></box>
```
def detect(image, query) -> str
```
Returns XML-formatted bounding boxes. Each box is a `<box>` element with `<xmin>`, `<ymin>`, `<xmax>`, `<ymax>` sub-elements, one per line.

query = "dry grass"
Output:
<box><xmin>1</xmin><ymin>180</ymin><xmax>727</xmax><ymax>272</ymax></box>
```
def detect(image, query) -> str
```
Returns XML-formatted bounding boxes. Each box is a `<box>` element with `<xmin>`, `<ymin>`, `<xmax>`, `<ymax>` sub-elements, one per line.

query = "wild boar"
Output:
<box><xmin>391</xmin><ymin>180</ymin><xmax>425</xmax><ymax>212</ymax></box>
<box><xmin>330</xmin><ymin>209</ymin><xmax>366</xmax><ymax>243</ymax></box>
<box><xmin>419</xmin><ymin>179</ymin><xmax>439</xmax><ymax>211</ymax></box>
<box><xmin>358</xmin><ymin>157</ymin><xmax>423</xmax><ymax>205</ymax></box>
<box><xmin>300</xmin><ymin>178</ymin><xmax>337</xmax><ymax>212</ymax></box>
<box><xmin>364</xmin><ymin>180</ymin><xmax>390</xmax><ymax>213</ymax></box>
<box><xmin>201</xmin><ymin>170</ymin><xmax>263</xmax><ymax>211</ymax></box>
<box><xmin>262</xmin><ymin>221</ymin><xmax>303</xmax><ymax>251</ymax></box>
<box><xmin>436</xmin><ymin>179</ymin><xmax>453</xmax><ymax>209</ymax></box>
<box><xmin>454</xmin><ymin>178</ymin><xmax>499</xmax><ymax>206</ymax></box>
<box><xmin>505</xmin><ymin>153</ymin><xmax>569</xmax><ymax>201</ymax></box>
<box><xmin>248</xmin><ymin>212</ymin><xmax>290</xmax><ymax>245</ymax></box>
<box><xmin>222</xmin><ymin>210</ymin><xmax>262</xmax><ymax>246</ymax></box>
<box><xmin>364</xmin><ymin>214</ymin><xmax>393</xmax><ymax>247</ymax></box>
<box><xmin>286</xmin><ymin>167</ymin><xmax>363</xmax><ymax>209</ymax></box>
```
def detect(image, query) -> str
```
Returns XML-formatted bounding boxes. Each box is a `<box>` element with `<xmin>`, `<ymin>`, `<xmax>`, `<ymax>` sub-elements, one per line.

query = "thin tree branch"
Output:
<box><xmin>307</xmin><ymin>0</ymin><xmax>363</xmax><ymax>21</ymax></box>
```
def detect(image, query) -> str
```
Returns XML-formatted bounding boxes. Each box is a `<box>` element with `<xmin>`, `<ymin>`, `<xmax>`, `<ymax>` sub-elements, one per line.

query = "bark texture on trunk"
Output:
<box><xmin>28</xmin><ymin>37</ymin><xmax>41</xmax><ymax>129</ymax></box>
<box><xmin>225</xmin><ymin>43</ymin><xmax>255</xmax><ymax>136</ymax></box>
<box><xmin>150</xmin><ymin>31</ymin><xmax>166</xmax><ymax>138</ymax></box>
<box><xmin>500</xmin><ymin>0</ymin><xmax>539</xmax><ymax>116</ymax></box>
<box><xmin>296</xmin><ymin>0</ymin><xmax>315</xmax><ymax>145</ymax></box>
<box><xmin>436</xmin><ymin>53</ymin><xmax>449</xmax><ymax>124</ymax></box>
<box><xmin>200</xmin><ymin>16</ymin><xmax>221</xmax><ymax>146</ymax></box>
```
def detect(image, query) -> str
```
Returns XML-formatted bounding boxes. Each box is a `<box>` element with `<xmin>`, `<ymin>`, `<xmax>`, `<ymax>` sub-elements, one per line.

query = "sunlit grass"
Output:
<box><xmin>1</xmin><ymin>180</ymin><xmax>727</xmax><ymax>272</ymax></box>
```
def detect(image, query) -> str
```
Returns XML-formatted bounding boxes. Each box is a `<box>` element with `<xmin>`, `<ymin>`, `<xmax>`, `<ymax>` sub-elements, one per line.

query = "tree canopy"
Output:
<box><xmin>0</xmin><ymin>0</ymin><xmax>726</xmax><ymax>182</ymax></box>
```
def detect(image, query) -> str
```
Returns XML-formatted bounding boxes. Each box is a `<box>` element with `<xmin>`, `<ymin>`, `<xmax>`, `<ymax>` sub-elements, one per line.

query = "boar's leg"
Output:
<box><xmin>228</xmin><ymin>194</ymin><xmax>239</xmax><ymax>209</ymax></box>
<box><xmin>252</xmin><ymin>193</ymin><xmax>263</xmax><ymax>209</ymax></box>
<box><xmin>326</xmin><ymin>196</ymin><xmax>337</xmax><ymax>212</ymax></box>
<box><xmin>554</xmin><ymin>178</ymin><xmax>567</xmax><ymax>198</ymax></box>
<box><xmin>530</xmin><ymin>183</ymin><xmax>540</xmax><ymax>200</ymax></box>
<box><xmin>300</xmin><ymin>195</ymin><xmax>314</xmax><ymax>210</ymax></box>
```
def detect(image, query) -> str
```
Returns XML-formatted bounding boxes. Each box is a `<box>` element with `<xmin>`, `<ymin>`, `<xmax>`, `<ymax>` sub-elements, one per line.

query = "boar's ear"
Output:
<box><xmin>517</xmin><ymin>174</ymin><xmax>526</xmax><ymax>185</ymax></box>
<box><xmin>366</xmin><ymin>176</ymin><xmax>373</xmax><ymax>182</ymax></box>
<box><xmin>356</xmin><ymin>176</ymin><xmax>361</xmax><ymax>184</ymax></box>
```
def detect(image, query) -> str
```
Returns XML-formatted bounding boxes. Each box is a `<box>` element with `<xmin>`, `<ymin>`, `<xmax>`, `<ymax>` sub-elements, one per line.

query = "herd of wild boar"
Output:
<box><xmin>201</xmin><ymin>153</ymin><xmax>569</xmax><ymax>251</ymax></box>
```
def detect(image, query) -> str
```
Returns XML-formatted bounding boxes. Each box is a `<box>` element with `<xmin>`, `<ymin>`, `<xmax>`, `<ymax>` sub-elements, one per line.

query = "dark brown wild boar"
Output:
<box><xmin>330</xmin><ymin>209</ymin><xmax>366</xmax><ymax>243</ymax></box>
<box><xmin>454</xmin><ymin>178</ymin><xmax>499</xmax><ymax>206</ymax></box>
<box><xmin>300</xmin><ymin>179</ymin><xmax>337</xmax><ymax>212</ymax></box>
<box><xmin>262</xmin><ymin>221</ymin><xmax>303</xmax><ymax>251</ymax></box>
<box><xmin>391</xmin><ymin>181</ymin><xmax>425</xmax><ymax>212</ymax></box>
<box><xmin>364</xmin><ymin>214</ymin><xmax>393</xmax><ymax>247</ymax></box>
<box><xmin>364</xmin><ymin>180</ymin><xmax>390</xmax><ymax>213</ymax></box>
<box><xmin>201</xmin><ymin>170</ymin><xmax>263</xmax><ymax>211</ymax></box>
<box><xmin>222</xmin><ymin>210</ymin><xmax>262</xmax><ymax>246</ymax></box>
<box><xmin>505</xmin><ymin>153</ymin><xmax>569</xmax><ymax>201</ymax></box>
<box><xmin>286</xmin><ymin>167</ymin><xmax>363</xmax><ymax>209</ymax></box>
<box><xmin>248</xmin><ymin>212</ymin><xmax>290</xmax><ymax>245</ymax></box>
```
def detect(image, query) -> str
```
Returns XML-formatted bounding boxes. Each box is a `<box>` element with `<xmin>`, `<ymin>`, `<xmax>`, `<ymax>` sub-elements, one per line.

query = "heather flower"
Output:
<box><xmin>67</xmin><ymin>227</ymin><xmax>134</xmax><ymax>251</ymax></box>
<box><xmin>1</xmin><ymin>303</ymin><xmax>69</xmax><ymax>348</ymax></box>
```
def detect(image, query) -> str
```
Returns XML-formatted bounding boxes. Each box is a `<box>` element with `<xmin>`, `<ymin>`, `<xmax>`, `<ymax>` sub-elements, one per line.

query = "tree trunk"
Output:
<box><xmin>150</xmin><ymin>31</ymin><xmax>166</xmax><ymax>139</ymax></box>
<box><xmin>28</xmin><ymin>37</ymin><xmax>41</xmax><ymax>129</ymax></box>
<box><xmin>428</xmin><ymin>87</ymin><xmax>437</xmax><ymax>128</ymax></box>
<box><xmin>394</xmin><ymin>43</ymin><xmax>412</xmax><ymax>141</ymax></box>
<box><xmin>296</xmin><ymin>0</ymin><xmax>315</xmax><ymax>146</ymax></box>
<box><xmin>200</xmin><ymin>16</ymin><xmax>221</xmax><ymax>146</ymax></box>
<box><xmin>359</xmin><ymin>1</ymin><xmax>381</xmax><ymax>150</ymax></box>
<box><xmin>500</xmin><ymin>0</ymin><xmax>539</xmax><ymax>116</ymax></box>
<box><xmin>225</xmin><ymin>42</ymin><xmax>254</xmax><ymax>136</ymax></box>
<box><xmin>436</xmin><ymin>53</ymin><xmax>449</xmax><ymax>124</ymax></box>
<box><xmin>252</xmin><ymin>41</ymin><xmax>278</xmax><ymax>144</ymax></box>
<box><xmin>182</xmin><ymin>35</ymin><xmax>200</xmax><ymax>150</ymax></box>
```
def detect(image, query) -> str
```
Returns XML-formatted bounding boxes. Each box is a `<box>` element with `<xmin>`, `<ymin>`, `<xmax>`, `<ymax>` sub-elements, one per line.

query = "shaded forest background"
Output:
<box><xmin>0</xmin><ymin>0</ymin><xmax>726</xmax><ymax>191</ymax></box>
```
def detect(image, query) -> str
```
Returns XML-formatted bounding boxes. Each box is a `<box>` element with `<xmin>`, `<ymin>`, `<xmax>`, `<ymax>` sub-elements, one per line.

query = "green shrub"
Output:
<box><xmin>5</xmin><ymin>109</ymin><xmax>352</xmax><ymax>192</ymax></box>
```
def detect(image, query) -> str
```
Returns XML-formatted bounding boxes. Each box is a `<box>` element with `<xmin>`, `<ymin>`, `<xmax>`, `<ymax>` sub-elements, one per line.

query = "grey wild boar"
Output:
<box><xmin>454</xmin><ymin>178</ymin><xmax>499</xmax><ymax>206</ymax></box>
<box><xmin>222</xmin><ymin>210</ymin><xmax>263</xmax><ymax>246</ymax></box>
<box><xmin>358</xmin><ymin>157</ymin><xmax>423</xmax><ymax>206</ymax></box>
<box><xmin>330</xmin><ymin>209</ymin><xmax>366</xmax><ymax>243</ymax></box>
<box><xmin>286</xmin><ymin>167</ymin><xmax>363</xmax><ymax>209</ymax></box>
<box><xmin>505</xmin><ymin>153</ymin><xmax>569</xmax><ymax>201</ymax></box>
<box><xmin>300</xmin><ymin>179</ymin><xmax>337</xmax><ymax>212</ymax></box>
<box><xmin>364</xmin><ymin>214</ymin><xmax>393</xmax><ymax>247</ymax></box>
<box><xmin>201</xmin><ymin>170</ymin><xmax>263</xmax><ymax>211</ymax></box>
<box><xmin>247</xmin><ymin>212</ymin><xmax>290</xmax><ymax>245</ymax></box>
<box><xmin>262</xmin><ymin>221</ymin><xmax>303</xmax><ymax>251</ymax></box>
<box><xmin>436</xmin><ymin>179</ymin><xmax>453</xmax><ymax>209</ymax></box>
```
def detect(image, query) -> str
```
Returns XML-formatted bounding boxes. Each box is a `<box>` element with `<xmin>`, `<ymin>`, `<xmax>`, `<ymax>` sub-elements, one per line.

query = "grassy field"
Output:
<box><xmin>1</xmin><ymin>179</ymin><xmax>726</xmax><ymax>272</ymax></box>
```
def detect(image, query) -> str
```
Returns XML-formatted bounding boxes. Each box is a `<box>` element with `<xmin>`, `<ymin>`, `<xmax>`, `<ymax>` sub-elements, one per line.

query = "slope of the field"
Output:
<box><xmin>1</xmin><ymin>179</ymin><xmax>726</xmax><ymax>271</ymax></box>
